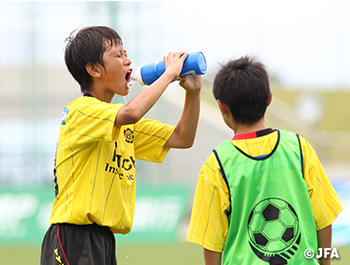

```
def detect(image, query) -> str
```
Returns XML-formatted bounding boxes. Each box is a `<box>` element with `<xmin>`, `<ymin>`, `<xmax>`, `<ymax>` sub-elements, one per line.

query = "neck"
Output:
<box><xmin>85</xmin><ymin>86</ymin><xmax>115</xmax><ymax>103</ymax></box>
<box><xmin>233</xmin><ymin>119</ymin><xmax>268</xmax><ymax>136</ymax></box>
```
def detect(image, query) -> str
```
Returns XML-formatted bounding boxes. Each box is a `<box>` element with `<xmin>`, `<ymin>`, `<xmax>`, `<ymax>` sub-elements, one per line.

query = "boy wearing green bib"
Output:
<box><xmin>187</xmin><ymin>56</ymin><xmax>343</xmax><ymax>265</ymax></box>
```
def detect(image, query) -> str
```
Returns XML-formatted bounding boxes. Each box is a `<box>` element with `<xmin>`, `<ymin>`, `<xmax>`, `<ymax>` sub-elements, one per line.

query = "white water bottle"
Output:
<box><xmin>128</xmin><ymin>51</ymin><xmax>207</xmax><ymax>88</ymax></box>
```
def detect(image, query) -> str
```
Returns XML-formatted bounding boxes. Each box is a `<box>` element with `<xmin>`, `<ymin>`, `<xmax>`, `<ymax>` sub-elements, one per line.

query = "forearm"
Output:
<box><xmin>164</xmin><ymin>89</ymin><xmax>201</xmax><ymax>148</ymax></box>
<box><xmin>203</xmin><ymin>248</ymin><xmax>222</xmax><ymax>265</ymax></box>
<box><xmin>115</xmin><ymin>51</ymin><xmax>187</xmax><ymax>126</ymax></box>
<box><xmin>317</xmin><ymin>225</ymin><xmax>332</xmax><ymax>265</ymax></box>
<box><xmin>115</xmin><ymin>72</ymin><xmax>174</xmax><ymax>125</ymax></box>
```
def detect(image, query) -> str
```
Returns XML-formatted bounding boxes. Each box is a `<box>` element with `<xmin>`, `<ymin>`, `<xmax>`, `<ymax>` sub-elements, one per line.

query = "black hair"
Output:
<box><xmin>64</xmin><ymin>26</ymin><xmax>123</xmax><ymax>93</ymax></box>
<box><xmin>213</xmin><ymin>56</ymin><xmax>271</xmax><ymax>125</ymax></box>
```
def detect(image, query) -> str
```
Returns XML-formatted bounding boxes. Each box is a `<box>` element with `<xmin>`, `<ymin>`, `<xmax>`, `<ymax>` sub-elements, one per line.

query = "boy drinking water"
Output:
<box><xmin>40</xmin><ymin>26</ymin><xmax>202</xmax><ymax>265</ymax></box>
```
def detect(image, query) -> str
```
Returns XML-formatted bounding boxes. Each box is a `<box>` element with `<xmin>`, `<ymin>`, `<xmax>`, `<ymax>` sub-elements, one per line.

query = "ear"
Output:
<box><xmin>217</xmin><ymin>99</ymin><xmax>230</xmax><ymax>115</ymax></box>
<box><xmin>86</xmin><ymin>62</ymin><xmax>102</xmax><ymax>78</ymax></box>
<box><xmin>268</xmin><ymin>91</ymin><xmax>273</xmax><ymax>106</ymax></box>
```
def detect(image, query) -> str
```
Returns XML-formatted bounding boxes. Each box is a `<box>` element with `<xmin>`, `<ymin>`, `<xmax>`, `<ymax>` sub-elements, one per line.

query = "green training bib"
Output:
<box><xmin>213</xmin><ymin>130</ymin><xmax>318</xmax><ymax>265</ymax></box>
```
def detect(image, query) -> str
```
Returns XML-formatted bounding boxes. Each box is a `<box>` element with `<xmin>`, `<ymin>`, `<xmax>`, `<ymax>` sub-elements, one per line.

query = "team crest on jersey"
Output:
<box><xmin>124</xmin><ymin>128</ymin><xmax>134</xmax><ymax>143</ymax></box>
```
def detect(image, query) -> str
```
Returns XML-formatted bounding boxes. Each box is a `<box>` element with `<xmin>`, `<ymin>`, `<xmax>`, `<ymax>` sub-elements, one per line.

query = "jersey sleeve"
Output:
<box><xmin>133</xmin><ymin>118</ymin><xmax>175</xmax><ymax>163</ymax></box>
<box><xmin>187</xmin><ymin>153</ymin><xmax>230</xmax><ymax>252</ymax></box>
<box><xmin>299</xmin><ymin>135</ymin><xmax>344</xmax><ymax>230</ymax></box>
<box><xmin>73</xmin><ymin>99</ymin><xmax>122</xmax><ymax>146</ymax></box>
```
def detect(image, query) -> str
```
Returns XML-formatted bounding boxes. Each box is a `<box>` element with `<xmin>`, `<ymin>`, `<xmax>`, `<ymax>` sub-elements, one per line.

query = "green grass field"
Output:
<box><xmin>1</xmin><ymin>243</ymin><xmax>349</xmax><ymax>265</ymax></box>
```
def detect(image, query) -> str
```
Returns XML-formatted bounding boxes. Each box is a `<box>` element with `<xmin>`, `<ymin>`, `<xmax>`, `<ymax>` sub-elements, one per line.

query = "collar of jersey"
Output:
<box><xmin>232</xmin><ymin>128</ymin><xmax>276</xmax><ymax>140</ymax></box>
<box><xmin>83</xmin><ymin>92</ymin><xmax>94</xmax><ymax>97</ymax></box>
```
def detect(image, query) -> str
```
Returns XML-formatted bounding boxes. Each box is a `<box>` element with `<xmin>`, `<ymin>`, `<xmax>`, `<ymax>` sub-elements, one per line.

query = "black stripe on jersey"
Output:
<box><xmin>256</xmin><ymin>128</ymin><xmax>276</xmax><ymax>137</ymax></box>
<box><xmin>296</xmin><ymin>134</ymin><xmax>304</xmax><ymax>179</ymax></box>
<box><xmin>54</xmin><ymin>144</ymin><xmax>59</xmax><ymax>197</ymax></box>
<box><xmin>213</xmin><ymin>149</ymin><xmax>232</xmax><ymax>215</ymax></box>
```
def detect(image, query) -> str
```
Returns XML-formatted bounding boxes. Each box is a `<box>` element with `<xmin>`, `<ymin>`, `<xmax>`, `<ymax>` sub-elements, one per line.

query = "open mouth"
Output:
<box><xmin>125</xmin><ymin>69</ymin><xmax>132</xmax><ymax>83</ymax></box>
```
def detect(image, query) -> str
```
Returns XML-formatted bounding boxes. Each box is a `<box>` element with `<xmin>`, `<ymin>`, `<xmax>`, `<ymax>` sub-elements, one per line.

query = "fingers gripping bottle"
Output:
<box><xmin>128</xmin><ymin>51</ymin><xmax>207</xmax><ymax>88</ymax></box>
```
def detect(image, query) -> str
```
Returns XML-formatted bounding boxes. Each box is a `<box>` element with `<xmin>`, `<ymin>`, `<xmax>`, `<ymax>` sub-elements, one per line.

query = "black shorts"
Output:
<box><xmin>40</xmin><ymin>223</ymin><xmax>117</xmax><ymax>265</ymax></box>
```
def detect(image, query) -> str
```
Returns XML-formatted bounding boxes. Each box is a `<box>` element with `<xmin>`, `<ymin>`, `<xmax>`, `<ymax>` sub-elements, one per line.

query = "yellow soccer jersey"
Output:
<box><xmin>187</xmin><ymin>129</ymin><xmax>343</xmax><ymax>252</ymax></box>
<box><xmin>50</xmin><ymin>95</ymin><xmax>175</xmax><ymax>234</ymax></box>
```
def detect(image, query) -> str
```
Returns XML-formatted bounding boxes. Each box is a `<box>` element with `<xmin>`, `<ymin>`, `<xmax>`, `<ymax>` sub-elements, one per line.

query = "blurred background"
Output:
<box><xmin>0</xmin><ymin>1</ymin><xmax>349</xmax><ymax>264</ymax></box>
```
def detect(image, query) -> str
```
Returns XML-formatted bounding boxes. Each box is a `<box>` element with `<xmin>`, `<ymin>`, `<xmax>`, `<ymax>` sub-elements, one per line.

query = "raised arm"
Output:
<box><xmin>115</xmin><ymin>51</ymin><xmax>188</xmax><ymax>126</ymax></box>
<box><xmin>163</xmin><ymin>74</ymin><xmax>202</xmax><ymax>148</ymax></box>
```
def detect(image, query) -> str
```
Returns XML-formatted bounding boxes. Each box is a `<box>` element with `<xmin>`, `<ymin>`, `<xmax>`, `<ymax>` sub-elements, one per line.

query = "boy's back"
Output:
<box><xmin>187</xmin><ymin>57</ymin><xmax>343</xmax><ymax>265</ymax></box>
<box><xmin>214</xmin><ymin>129</ymin><xmax>317</xmax><ymax>264</ymax></box>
